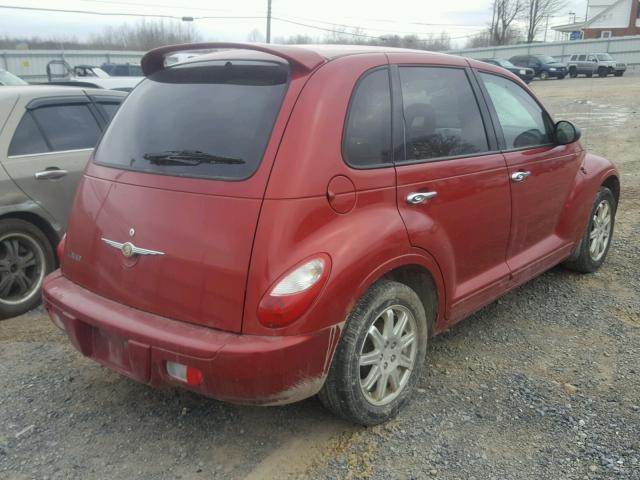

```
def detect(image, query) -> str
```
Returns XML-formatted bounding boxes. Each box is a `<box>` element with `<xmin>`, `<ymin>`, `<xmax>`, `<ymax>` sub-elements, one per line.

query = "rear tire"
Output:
<box><xmin>0</xmin><ymin>219</ymin><xmax>55</xmax><ymax>319</ymax></box>
<box><xmin>563</xmin><ymin>187</ymin><xmax>616</xmax><ymax>273</ymax></box>
<box><xmin>319</xmin><ymin>280</ymin><xmax>429</xmax><ymax>425</ymax></box>
<box><xmin>615</xmin><ymin>72</ymin><xmax>623</xmax><ymax>77</ymax></box>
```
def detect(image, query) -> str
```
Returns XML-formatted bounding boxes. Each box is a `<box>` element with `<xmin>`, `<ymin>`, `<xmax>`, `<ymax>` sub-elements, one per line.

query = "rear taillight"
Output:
<box><xmin>257</xmin><ymin>254</ymin><xmax>331</xmax><ymax>328</ymax></box>
<box><xmin>56</xmin><ymin>234</ymin><xmax>66</xmax><ymax>260</ymax></box>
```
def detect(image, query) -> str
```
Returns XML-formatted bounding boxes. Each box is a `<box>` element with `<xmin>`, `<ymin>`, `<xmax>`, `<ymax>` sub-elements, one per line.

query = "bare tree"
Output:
<box><xmin>90</xmin><ymin>20</ymin><xmax>201</xmax><ymax>51</ymax></box>
<box><xmin>247</xmin><ymin>29</ymin><xmax>265</xmax><ymax>43</ymax></box>
<box><xmin>490</xmin><ymin>0</ymin><xmax>526</xmax><ymax>45</ymax></box>
<box><xmin>523</xmin><ymin>0</ymin><xmax>566</xmax><ymax>42</ymax></box>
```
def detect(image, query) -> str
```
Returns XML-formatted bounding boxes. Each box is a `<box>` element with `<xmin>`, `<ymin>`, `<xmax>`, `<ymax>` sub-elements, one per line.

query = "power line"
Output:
<box><xmin>0</xmin><ymin>3</ymin><xmax>486</xmax><ymax>42</ymax></box>
<box><xmin>0</xmin><ymin>4</ymin><xmax>264</xmax><ymax>20</ymax></box>
<box><xmin>273</xmin><ymin>12</ymin><xmax>482</xmax><ymax>36</ymax></box>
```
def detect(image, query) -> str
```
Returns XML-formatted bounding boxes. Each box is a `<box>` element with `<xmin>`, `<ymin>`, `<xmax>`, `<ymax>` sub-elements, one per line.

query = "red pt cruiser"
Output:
<box><xmin>43</xmin><ymin>43</ymin><xmax>619</xmax><ymax>425</ymax></box>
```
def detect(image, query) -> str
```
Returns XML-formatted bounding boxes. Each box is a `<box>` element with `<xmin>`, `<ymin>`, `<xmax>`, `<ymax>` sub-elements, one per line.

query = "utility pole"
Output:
<box><xmin>543</xmin><ymin>15</ymin><xmax>550</xmax><ymax>42</ymax></box>
<box><xmin>266</xmin><ymin>0</ymin><xmax>272</xmax><ymax>44</ymax></box>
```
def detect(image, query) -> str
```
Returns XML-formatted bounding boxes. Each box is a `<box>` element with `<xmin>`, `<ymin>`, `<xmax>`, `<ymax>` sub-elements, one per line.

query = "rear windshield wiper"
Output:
<box><xmin>143</xmin><ymin>150</ymin><xmax>245</xmax><ymax>166</ymax></box>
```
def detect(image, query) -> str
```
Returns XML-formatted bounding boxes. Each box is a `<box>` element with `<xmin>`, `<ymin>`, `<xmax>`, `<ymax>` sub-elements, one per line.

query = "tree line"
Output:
<box><xmin>468</xmin><ymin>0</ymin><xmax>566</xmax><ymax>47</ymax></box>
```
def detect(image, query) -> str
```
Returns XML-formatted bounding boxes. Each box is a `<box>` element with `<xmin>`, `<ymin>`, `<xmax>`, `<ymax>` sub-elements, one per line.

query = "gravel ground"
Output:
<box><xmin>1</xmin><ymin>73</ymin><xmax>639</xmax><ymax>480</ymax></box>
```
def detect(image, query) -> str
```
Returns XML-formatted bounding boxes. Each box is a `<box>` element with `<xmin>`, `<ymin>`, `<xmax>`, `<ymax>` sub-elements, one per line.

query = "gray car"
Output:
<box><xmin>0</xmin><ymin>86</ymin><xmax>125</xmax><ymax>318</ymax></box>
<box><xmin>568</xmin><ymin>53</ymin><xmax>627</xmax><ymax>78</ymax></box>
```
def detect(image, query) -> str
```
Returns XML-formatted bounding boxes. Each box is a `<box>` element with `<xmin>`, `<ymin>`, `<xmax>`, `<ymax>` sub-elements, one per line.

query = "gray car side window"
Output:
<box><xmin>8</xmin><ymin>113</ymin><xmax>49</xmax><ymax>156</ymax></box>
<box><xmin>31</xmin><ymin>104</ymin><xmax>101</xmax><ymax>152</ymax></box>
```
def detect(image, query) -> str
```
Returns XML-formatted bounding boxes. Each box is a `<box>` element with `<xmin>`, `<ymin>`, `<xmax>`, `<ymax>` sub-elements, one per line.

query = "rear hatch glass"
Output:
<box><xmin>94</xmin><ymin>60</ymin><xmax>289</xmax><ymax>180</ymax></box>
<box><xmin>64</xmin><ymin>60</ymin><xmax>290</xmax><ymax>333</ymax></box>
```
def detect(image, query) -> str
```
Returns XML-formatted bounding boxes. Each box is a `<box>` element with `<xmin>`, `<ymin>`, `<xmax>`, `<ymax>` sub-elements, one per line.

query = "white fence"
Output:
<box><xmin>1</xmin><ymin>50</ymin><xmax>144</xmax><ymax>82</ymax></box>
<box><xmin>449</xmin><ymin>35</ymin><xmax>640</xmax><ymax>65</ymax></box>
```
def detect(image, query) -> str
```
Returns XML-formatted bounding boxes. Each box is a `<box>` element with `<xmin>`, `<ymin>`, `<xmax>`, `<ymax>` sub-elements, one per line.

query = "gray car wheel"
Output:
<box><xmin>0</xmin><ymin>219</ymin><xmax>55</xmax><ymax>319</ymax></box>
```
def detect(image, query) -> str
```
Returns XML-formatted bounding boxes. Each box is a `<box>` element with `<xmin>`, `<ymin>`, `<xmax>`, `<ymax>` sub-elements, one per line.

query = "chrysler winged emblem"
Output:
<box><xmin>101</xmin><ymin>238</ymin><xmax>165</xmax><ymax>258</ymax></box>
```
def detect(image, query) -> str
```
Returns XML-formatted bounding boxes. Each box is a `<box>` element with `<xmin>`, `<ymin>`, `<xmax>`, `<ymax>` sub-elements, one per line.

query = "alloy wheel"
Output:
<box><xmin>358</xmin><ymin>305</ymin><xmax>418</xmax><ymax>406</ymax></box>
<box><xmin>589</xmin><ymin>200</ymin><xmax>612</xmax><ymax>262</ymax></box>
<box><xmin>0</xmin><ymin>233</ymin><xmax>45</xmax><ymax>305</ymax></box>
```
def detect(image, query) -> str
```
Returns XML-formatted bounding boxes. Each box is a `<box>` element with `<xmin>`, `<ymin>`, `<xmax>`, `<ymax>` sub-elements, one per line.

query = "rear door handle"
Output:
<box><xmin>406</xmin><ymin>191</ymin><xmax>437</xmax><ymax>205</ymax></box>
<box><xmin>511</xmin><ymin>171</ymin><xmax>531</xmax><ymax>183</ymax></box>
<box><xmin>34</xmin><ymin>169</ymin><xmax>68</xmax><ymax>180</ymax></box>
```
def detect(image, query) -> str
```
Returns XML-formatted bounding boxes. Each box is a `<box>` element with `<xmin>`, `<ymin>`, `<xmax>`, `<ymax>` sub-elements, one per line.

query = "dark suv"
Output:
<box><xmin>510</xmin><ymin>54</ymin><xmax>567</xmax><ymax>80</ymax></box>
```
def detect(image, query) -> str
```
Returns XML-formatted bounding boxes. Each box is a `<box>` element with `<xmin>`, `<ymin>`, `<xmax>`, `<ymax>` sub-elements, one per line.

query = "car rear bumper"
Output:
<box><xmin>42</xmin><ymin>270</ymin><xmax>340</xmax><ymax>405</ymax></box>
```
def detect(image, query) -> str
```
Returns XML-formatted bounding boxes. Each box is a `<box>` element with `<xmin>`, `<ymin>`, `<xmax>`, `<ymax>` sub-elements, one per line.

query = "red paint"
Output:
<box><xmin>43</xmin><ymin>43</ymin><xmax>619</xmax><ymax>406</ymax></box>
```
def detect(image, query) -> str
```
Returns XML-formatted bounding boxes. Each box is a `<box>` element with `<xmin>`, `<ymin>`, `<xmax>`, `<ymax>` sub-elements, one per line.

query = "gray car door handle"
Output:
<box><xmin>511</xmin><ymin>171</ymin><xmax>531</xmax><ymax>183</ymax></box>
<box><xmin>34</xmin><ymin>169</ymin><xmax>68</xmax><ymax>180</ymax></box>
<box><xmin>406</xmin><ymin>191</ymin><xmax>438</xmax><ymax>205</ymax></box>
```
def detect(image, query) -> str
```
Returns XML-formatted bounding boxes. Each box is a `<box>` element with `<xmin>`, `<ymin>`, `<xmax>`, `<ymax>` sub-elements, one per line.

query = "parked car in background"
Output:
<box><xmin>568</xmin><ymin>53</ymin><xmax>626</xmax><ymax>78</ymax></box>
<box><xmin>44</xmin><ymin>43</ymin><xmax>619</xmax><ymax>425</ymax></box>
<box><xmin>46</xmin><ymin>60</ymin><xmax>142</xmax><ymax>91</ymax></box>
<box><xmin>478</xmin><ymin>58</ymin><xmax>535</xmax><ymax>83</ymax></box>
<box><xmin>0</xmin><ymin>69</ymin><xmax>28</xmax><ymax>86</ymax></box>
<box><xmin>510</xmin><ymin>54</ymin><xmax>567</xmax><ymax>80</ymax></box>
<box><xmin>0</xmin><ymin>86</ymin><xmax>125</xmax><ymax>319</ymax></box>
<box><xmin>101</xmin><ymin>63</ymin><xmax>143</xmax><ymax>77</ymax></box>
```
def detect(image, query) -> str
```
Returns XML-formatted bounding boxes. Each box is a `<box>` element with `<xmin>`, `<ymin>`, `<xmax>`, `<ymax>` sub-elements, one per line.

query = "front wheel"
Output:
<box><xmin>598</xmin><ymin>67</ymin><xmax>607</xmax><ymax>78</ymax></box>
<box><xmin>0</xmin><ymin>219</ymin><xmax>55</xmax><ymax>319</ymax></box>
<box><xmin>319</xmin><ymin>280</ymin><xmax>429</xmax><ymax>425</ymax></box>
<box><xmin>563</xmin><ymin>187</ymin><xmax>616</xmax><ymax>273</ymax></box>
<box><xmin>615</xmin><ymin>72</ymin><xmax>623</xmax><ymax>77</ymax></box>
<box><xmin>569</xmin><ymin>68</ymin><xmax>578</xmax><ymax>78</ymax></box>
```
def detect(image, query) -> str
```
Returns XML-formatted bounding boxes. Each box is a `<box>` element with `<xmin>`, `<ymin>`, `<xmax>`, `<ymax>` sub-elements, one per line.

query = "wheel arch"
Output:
<box><xmin>353</xmin><ymin>251</ymin><xmax>447</xmax><ymax>335</ymax></box>
<box><xmin>601</xmin><ymin>174</ymin><xmax>620</xmax><ymax>207</ymax></box>
<box><xmin>0</xmin><ymin>211</ymin><xmax>61</xmax><ymax>264</ymax></box>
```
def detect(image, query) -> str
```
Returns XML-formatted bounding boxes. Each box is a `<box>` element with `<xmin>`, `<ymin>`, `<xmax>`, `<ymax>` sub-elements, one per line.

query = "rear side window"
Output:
<box><xmin>343</xmin><ymin>68</ymin><xmax>392</xmax><ymax>168</ymax></box>
<box><xmin>8</xmin><ymin>113</ymin><xmax>48</xmax><ymax>156</ymax></box>
<box><xmin>31</xmin><ymin>105</ymin><xmax>101</xmax><ymax>151</ymax></box>
<box><xmin>8</xmin><ymin>104</ymin><xmax>101</xmax><ymax>156</ymax></box>
<box><xmin>399</xmin><ymin>67</ymin><xmax>489</xmax><ymax>162</ymax></box>
<box><xmin>479</xmin><ymin>72</ymin><xmax>552</xmax><ymax>150</ymax></box>
<box><xmin>94</xmin><ymin>60</ymin><xmax>289</xmax><ymax>180</ymax></box>
<box><xmin>96</xmin><ymin>101</ymin><xmax>121</xmax><ymax>122</ymax></box>
<box><xmin>578</xmin><ymin>55</ymin><xmax>586</xmax><ymax>61</ymax></box>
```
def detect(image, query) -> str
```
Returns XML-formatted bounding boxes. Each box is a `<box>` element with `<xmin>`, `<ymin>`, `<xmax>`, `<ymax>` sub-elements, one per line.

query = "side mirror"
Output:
<box><xmin>554</xmin><ymin>120</ymin><xmax>581</xmax><ymax>145</ymax></box>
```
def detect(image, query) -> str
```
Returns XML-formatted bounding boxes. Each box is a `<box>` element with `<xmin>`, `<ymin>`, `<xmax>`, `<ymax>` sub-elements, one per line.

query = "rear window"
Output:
<box><xmin>94</xmin><ymin>60</ymin><xmax>289</xmax><ymax>180</ymax></box>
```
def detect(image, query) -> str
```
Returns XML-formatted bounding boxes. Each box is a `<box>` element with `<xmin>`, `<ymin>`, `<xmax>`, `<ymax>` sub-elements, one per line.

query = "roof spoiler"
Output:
<box><xmin>141</xmin><ymin>42</ymin><xmax>326</xmax><ymax>76</ymax></box>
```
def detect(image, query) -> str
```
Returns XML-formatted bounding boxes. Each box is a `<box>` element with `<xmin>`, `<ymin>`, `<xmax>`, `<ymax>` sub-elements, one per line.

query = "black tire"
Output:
<box><xmin>319</xmin><ymin>280</ymin><xmax>429</xmax><ymax>425</ymax></box>
<box><xmin>598</xmin><ymin>67</ymin><xmax>607</xmax><ymax>78</ymax></box>
<box><xmin>569</xmin><ymin>68</ymin><xmax>578</xmax><ymax>78</ymax></box>
<box><xmin>615</xmin><ymin>72</ymin><xmax>623</xmax><ymax>77</ymax></box>
<box><xmin>0</xmin><ymin>219</ymin><xmax>55</xmax><ymax>319</ymax></box>
<box><xmin>563</xmin><ymin>187</ymin><xmax>616</xmax><ymax>274</ymax></box>
<box><xmin>558</xmin><ymin>74</ymin><xmax>566</xmax><ymax>80</ymax></box>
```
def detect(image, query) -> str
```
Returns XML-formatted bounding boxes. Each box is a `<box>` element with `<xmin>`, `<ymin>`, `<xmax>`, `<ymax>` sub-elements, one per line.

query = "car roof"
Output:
<box><xmin>0</xmin><ymin>85</ymin><xmax>127</xmax><ymax>100</ymax></box>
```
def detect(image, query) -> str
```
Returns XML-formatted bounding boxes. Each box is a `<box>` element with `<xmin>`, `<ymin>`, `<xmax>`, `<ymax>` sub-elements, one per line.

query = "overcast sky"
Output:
<box><xmin>0</xmin><ymin>0</ymin><xmax>587</xmax><ymax>47</ymax></box>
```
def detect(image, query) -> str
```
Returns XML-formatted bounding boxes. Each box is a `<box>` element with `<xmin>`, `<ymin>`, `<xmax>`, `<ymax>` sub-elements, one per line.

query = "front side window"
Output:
<box><xmin>94</xmin><ymin>60</ymin><xmax>289</xmax><ymax>180</ymax></box>
<box><xmin>343</xmin><ymin>68</ymin><xmax>392</xmax><ymax>168</ymax></box>
<box><xmin>596</xmin><ymin>54</ymin><xmax>613</xmax><ymax>61</ymax></box>
<box><xmin>480</xmin><ymin>72</ymin><xmax>552</xmax><ymax>150</ymax></box>
<box><xmin>399</xmin><ymin>67</ymin><xmax>488</xmax><ymax>162</ymax></box>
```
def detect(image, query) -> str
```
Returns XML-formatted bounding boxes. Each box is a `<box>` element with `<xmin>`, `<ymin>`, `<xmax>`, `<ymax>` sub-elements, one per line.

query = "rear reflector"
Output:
<box><xmin>166</xmin><ymin>361</ymin><xmax>203</xmax><ymax>386</ymax></box>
